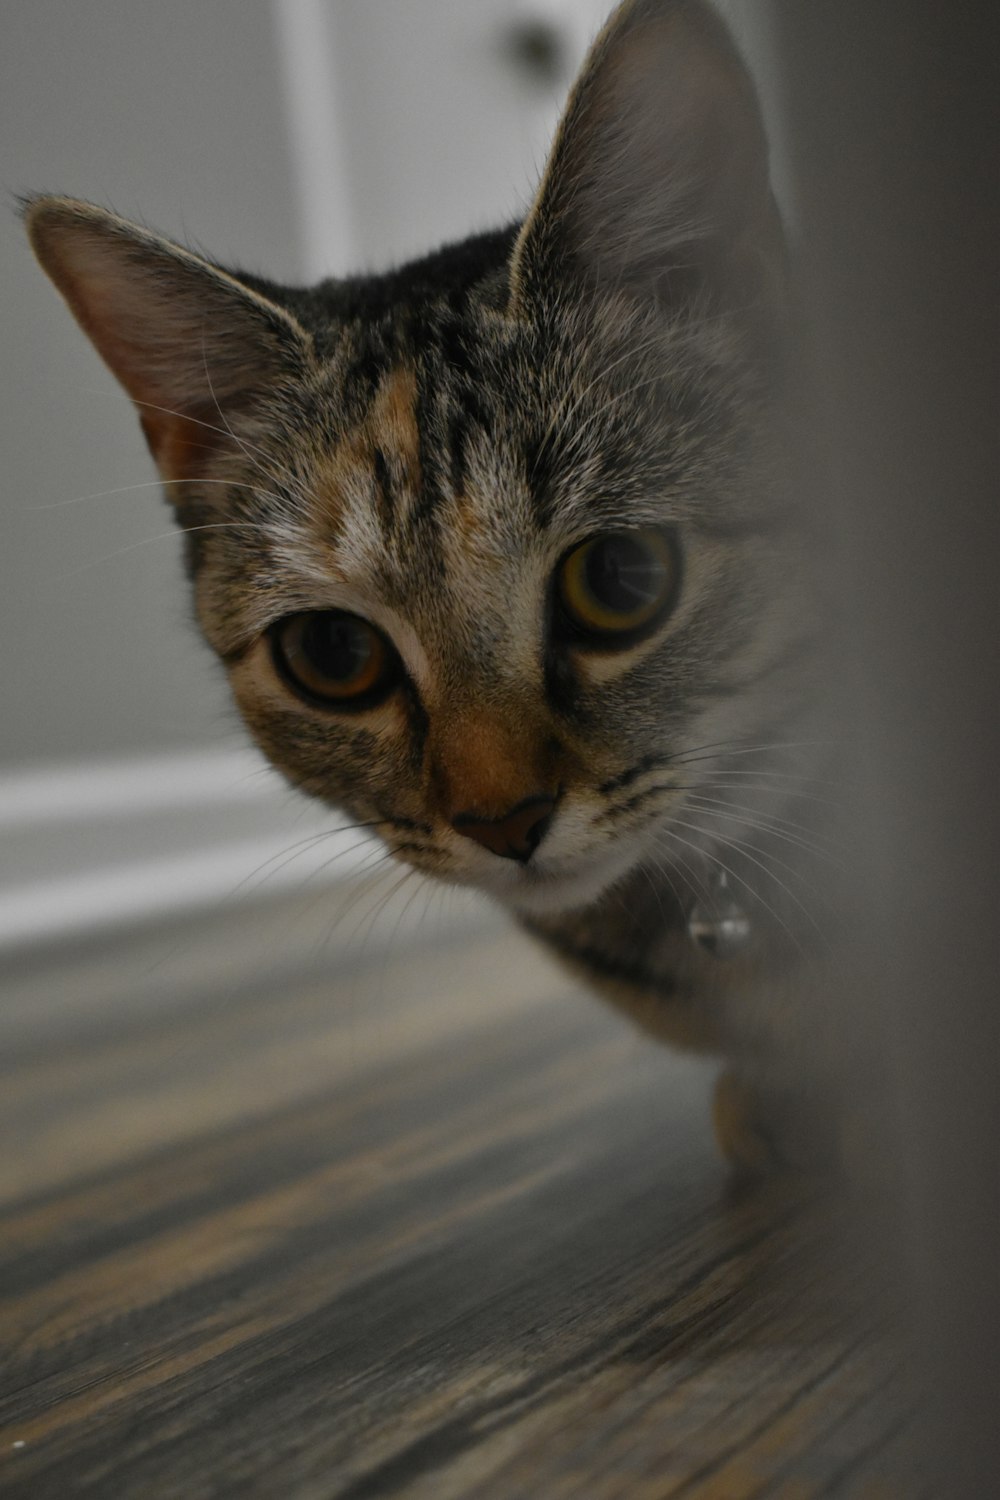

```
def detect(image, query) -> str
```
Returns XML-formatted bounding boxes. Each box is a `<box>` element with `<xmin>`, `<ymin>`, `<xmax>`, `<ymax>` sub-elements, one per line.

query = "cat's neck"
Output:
<box><xmin>520</xmin><ymin>771</ymin><xmax>840</xmax><ymax>1057</ymax></box>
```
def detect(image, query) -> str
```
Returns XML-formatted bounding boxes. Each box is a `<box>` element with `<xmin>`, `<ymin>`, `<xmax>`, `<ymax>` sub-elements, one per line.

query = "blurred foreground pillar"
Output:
<box><xmin>772</xmin><ymin>3</ymin><xmax>999</xmax><ymax>1493</ymax></box>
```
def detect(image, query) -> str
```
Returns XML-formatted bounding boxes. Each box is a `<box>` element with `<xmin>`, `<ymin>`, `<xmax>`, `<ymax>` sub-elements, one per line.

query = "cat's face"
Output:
<box><xmin>196</xmin><ymin>290</ymin><xmax>802</xmax><ymax>921</ymax></box>
<box><xmin>25</xmin><ymin>0</ymin><xmax>811</xmax><ymax>920</ymax></box>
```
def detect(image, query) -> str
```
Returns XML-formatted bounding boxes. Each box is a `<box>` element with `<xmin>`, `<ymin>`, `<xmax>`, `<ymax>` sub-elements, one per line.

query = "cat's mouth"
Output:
<box><xmin>466</xmin><ymin>837</ymin><xmax>644</xmax><ymax>919</ymax></box>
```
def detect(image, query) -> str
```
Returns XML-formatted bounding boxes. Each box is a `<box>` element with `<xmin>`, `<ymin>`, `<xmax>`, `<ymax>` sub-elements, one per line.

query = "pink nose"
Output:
<box><xmin>452</xmin><ymin>794</ymin><xmax>556</xmax><ymax>863</ymax></box>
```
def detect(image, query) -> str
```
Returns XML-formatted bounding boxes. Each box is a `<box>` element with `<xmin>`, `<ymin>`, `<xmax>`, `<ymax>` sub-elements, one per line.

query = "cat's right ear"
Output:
<box><xmin>23</xmin><ymin>197</ymin><xmax>313</xmax><ymax>486</ymax></box>
<box><xmin>510</xmin><ymin>0</ymin><xmax>785</xmax><ymax>322</ymax></box>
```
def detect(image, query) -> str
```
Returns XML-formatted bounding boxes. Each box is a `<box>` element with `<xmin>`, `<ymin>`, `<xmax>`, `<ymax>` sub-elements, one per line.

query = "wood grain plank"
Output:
<box><xmin>1</xmin><ymin>921</ymin><xmax>916</xmax><ymax>1498</ymax></box>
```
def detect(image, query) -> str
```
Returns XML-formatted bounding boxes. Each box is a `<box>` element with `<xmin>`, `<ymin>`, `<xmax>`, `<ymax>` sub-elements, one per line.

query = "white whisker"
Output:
<box><xmin>228</xmin><ymin>822</ymin><xmax>382</xmax><ymax>901</ymax></box>
<box><xmin>665</xmin><ymin>813</ymin><xmax>827</xmax><ymax>941</ymax></box>
<box><xmin>672</xmin><ymin>738</ymin><xmax>830</xmax><ymax>766</ymax></box>
<box><xmin>655</xmin><ymin>821</ymin><xmax>809</xmax><ymax>958</ymax></box>
<box><xmin>52</xmin><ymin>520</ymin><xmax>279</xmax><ymax>580</ymax></box>
<box><xmin>31</xmin><ymin>476</ymin><xmax>286</xmax><ymax>512</ymax></box>
<box><xmin>200</xmin><ymin>335</ymin><xmax>297</xmax><ymax>499</ymax></box>
<box><xmin>676</xmin><ymin>792</ymin><xmax>844</xmax><ymax>865</ymax></box>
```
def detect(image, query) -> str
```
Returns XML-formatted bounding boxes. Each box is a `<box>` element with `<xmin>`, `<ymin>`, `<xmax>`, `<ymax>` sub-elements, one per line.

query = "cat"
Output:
<box><xmin>24</xmin><ymin>0</ymin><xmax>837</xmax><ymax>1172</ymax></box>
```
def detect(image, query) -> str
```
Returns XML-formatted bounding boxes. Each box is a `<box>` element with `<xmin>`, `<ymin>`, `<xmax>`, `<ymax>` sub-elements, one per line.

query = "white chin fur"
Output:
<box><xmin>484</xmin><ymin>838</ymin><xmax>646</xmax><ymax>920</ymax></box>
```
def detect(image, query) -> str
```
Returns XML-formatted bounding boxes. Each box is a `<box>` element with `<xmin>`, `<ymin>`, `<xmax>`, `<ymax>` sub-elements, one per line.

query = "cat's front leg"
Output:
<box><xmin>712</xmin><ymin>1067</ymin><xmax>841</xmax><ymax>1178</ymax></box>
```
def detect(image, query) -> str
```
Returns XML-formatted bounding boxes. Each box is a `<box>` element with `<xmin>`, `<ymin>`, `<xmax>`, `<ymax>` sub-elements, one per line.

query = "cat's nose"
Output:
<box><xmin>452</xmin><ymin>794</ymin><xmax>556</xmax><ymax>864</ymax></box>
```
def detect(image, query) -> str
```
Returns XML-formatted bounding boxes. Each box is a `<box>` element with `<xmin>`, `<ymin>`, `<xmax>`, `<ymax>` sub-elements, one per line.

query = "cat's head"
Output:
<box><xmin>25</xmin><ymin>0</ymin><xmax>813</xmax><ymax>920</ymax></box>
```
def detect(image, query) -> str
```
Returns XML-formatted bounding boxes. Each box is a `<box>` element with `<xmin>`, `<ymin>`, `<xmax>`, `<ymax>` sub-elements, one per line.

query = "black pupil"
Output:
<box><xmin>585</xmin><ymin>535</ymin><xmax>664</xmax><ymax>613</ymax></box>
<box><xmin>302</xmin><ymin>614</ymin><xmax>372</xmax><ymax>682</ymax></box>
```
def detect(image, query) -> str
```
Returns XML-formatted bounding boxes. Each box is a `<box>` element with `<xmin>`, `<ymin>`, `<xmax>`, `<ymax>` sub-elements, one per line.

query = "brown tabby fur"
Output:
<box><xmin>24</xmin><ymin>0</ymin><xmax>836</xmax><ymax>1167</ymax></box>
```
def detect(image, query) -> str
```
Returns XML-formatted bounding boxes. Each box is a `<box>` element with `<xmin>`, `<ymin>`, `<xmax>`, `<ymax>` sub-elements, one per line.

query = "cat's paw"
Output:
<box><xmin>712</xmin><ymin>1069</ymin><xmax>787</xmax><ymax>1176</ymax></box>
<box><xmin>712</xmin><ymin>1069</ymin><xmax>838</xmax><ymax>1178</ymax></box>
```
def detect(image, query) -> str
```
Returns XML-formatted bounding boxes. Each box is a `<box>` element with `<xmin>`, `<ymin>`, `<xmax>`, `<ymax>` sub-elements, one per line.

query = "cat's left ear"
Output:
<box><xmin>511</xmin><ymin>0</ymin><xmax>785</xmax><ymax>323</ymax></box>
<box><xmin>24</xmin><ymin>196</ymin><xmax>314</xmax><ymax>487</ymax></box>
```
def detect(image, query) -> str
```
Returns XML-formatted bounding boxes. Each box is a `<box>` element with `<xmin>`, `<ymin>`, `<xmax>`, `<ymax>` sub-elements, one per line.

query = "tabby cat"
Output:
<box><xmin>25</xmin><ymin>0</ymin><xmax>835</xmax><ymax>1171</ymax></box>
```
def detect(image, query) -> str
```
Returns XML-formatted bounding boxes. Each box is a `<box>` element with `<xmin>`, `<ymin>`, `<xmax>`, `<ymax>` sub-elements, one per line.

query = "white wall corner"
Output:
<box><xmin>271</xmin><ymin>0</ymin><xmax>359</xmax><ymax>281</ymax></box>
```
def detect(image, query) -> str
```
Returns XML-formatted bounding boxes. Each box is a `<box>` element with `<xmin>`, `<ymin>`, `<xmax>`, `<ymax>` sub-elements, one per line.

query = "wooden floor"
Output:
<box><xmin>1</xmin><ymin>904</ymin><xmax>919</xmax><ymax>1499</ymax></box>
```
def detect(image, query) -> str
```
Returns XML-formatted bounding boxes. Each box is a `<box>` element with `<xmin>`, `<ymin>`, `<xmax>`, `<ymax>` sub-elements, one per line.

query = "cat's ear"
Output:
<box><xmin>24</xmin><ymin>197</ymin><xmax>313</xmax><ymax>485</ymax></box>
<box><xmin>511</xmin><ymin>0</ymin><xmax>784</xmax><ymax>319</ymax></box>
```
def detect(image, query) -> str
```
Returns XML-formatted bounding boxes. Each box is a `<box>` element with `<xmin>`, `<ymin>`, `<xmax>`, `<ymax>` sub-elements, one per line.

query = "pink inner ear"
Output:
<box><xmin>26</xmin><ymin>199</ymin><xmax>312</xmax><ymax>488</ymax></box>
<box><xmin>138</xmin><ymin>402</ymin><xmax>231</xmax><ymax>484</ymax></box>
<box><xmin>511</xmin><ymin>0</ymin><xmax>777</xmax><ymax>309</ymax></box>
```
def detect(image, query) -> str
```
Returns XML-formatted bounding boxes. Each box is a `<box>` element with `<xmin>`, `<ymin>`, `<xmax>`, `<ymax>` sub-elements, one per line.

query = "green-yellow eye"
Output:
<box><xmin>271</xmin><ymin>611</ymin><xmax>399</xmax><ymax>708</ymax></box>
<box><xmin>556</xmin><ymin>528</ymin><xmax>680</xmax><ymax>642</ymax></box>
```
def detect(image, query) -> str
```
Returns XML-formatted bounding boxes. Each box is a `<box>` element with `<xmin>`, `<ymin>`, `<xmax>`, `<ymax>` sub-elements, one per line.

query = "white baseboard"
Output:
<box><xmin>0</xmin><ymin>746</ymin><xmax>480</xmax><ymax>963</ymax></box>
<box><xmin>0</xmin><ymin>745</ymin><xmax>277</xmax><ymax>830</ymax></box>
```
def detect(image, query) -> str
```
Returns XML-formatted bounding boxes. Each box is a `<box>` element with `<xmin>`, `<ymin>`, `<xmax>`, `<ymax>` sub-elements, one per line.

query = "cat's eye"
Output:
<box><xmin>556</xmin><ymin>528</ymin><xmax>680</xmax><ymax>643</ymax></box>
<box><xmin>270</xmin><ymin>611</ymin><xmax>399</xmax><ymax>709</ymax></box>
